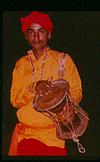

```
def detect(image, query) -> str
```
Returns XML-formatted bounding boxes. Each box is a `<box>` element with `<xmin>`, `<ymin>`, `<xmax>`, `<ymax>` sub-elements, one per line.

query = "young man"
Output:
<box><xmin>9</xmin><ymin>11</ymin><xmax>82</xmax><ymax>156</ymax></box>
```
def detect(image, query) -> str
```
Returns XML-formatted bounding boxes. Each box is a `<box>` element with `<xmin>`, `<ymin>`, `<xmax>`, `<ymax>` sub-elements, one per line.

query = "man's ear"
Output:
<box><xmin>48</xmin><ymin>33</ymin><xmax>52</xmax><ymax>40</ymax></box>
<box><xmin>25</xmin><ymin>33</ymin><xmax>27</xmax><ymax>40</ymax></box>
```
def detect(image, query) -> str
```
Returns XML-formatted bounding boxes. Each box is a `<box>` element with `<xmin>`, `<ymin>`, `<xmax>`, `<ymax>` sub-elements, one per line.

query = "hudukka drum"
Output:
<box><xmin>33</xmin><ymin>79</ymin><xmax>90</xmax><ymax>153</ymax></box>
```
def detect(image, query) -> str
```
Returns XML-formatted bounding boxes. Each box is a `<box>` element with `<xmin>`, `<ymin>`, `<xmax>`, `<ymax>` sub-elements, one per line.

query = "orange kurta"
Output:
<box><xmin>9</xmin><ymin>48</ymin><xmax>82</xmax><ymax>155</ymax></box>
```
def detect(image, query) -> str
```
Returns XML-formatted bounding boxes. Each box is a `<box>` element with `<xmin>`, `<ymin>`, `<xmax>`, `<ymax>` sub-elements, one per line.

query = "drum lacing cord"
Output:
<box><xmin>39</xmin><ymin>96</ymin><xmax>88</xmax><ymax>153</ymax></box>
<box><xmin>65</xmin><ymin>95</ymin><xmax>86</xmax><ymax>153</ymax></box>
<box><xmin>72</xmin><ymin>103</ymin><xmax>89</xmax><ymax>120</ymax></box>
<box><xmin>40</xmin><ymin>98</ymin><xmax>87</xmax><ymax>153</ymax></box>
<box><xmin>68</xmin><ymin>94</ymin><xmax>89</xmax><ymax>121</ymax></box>
<box><xmin>41</xmin><ymin>111</ymin><xmax>64</xmax><ymax>139</ymax></box>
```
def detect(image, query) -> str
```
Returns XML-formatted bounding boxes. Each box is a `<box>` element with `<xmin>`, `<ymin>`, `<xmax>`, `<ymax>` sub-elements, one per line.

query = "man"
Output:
<box><xmin>9</xmin><ymin>11</ymin><xmax>82</xmax><ymax>156</ymax></box>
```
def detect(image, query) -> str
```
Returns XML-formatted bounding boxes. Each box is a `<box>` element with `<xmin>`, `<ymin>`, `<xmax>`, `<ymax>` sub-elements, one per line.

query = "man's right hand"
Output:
<box><xmin>34</xmin><ymin>80</ymin><xmax>53</xmax><ymax>96</ymax></box>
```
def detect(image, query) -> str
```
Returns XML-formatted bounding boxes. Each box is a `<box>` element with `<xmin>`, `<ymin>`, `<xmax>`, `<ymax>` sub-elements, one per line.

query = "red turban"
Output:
<box><xmin>20</xmin><ymin>11</ymin><xmax>53</xmax><ymax>34</ymax></box>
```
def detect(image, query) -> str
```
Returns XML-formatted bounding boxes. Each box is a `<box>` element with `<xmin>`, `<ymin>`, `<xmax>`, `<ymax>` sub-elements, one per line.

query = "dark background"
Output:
<box><xmin>2</xmin><ymin>11</ymin><xmax>100</xmax><ymax>157</ymax></box>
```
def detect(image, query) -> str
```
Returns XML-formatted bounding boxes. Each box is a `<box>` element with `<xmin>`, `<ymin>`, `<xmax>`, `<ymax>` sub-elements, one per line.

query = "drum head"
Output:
<box><xmin>33</xmin><ymin>79</ymin><xmax>68</xmax><ymax>112</ymax></box>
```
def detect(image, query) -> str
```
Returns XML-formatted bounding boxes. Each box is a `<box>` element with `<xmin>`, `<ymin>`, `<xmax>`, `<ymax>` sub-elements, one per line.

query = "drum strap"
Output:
<box><xmin>57</xmin><ymin>54</ymin><xmax>89</xmax><ymax>153</ymax></box>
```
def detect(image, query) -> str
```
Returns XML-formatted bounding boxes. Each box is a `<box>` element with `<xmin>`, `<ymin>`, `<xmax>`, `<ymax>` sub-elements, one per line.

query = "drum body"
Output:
<box><xmin>33</xmin><ymin>79</ymin><xmax>89</xmax><ymax>140</ymax></box>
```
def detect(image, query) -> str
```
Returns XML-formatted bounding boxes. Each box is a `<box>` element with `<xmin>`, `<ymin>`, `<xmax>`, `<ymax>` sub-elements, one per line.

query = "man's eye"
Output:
<box><xmin>27</xmin><ymin>30</ymin><xmax>34</xmax><ymax>35</ymax></box>
<box><xmin>39</xmin><ymin>30</ymin><xmax>45</xmax><ymax>34</ymax></box>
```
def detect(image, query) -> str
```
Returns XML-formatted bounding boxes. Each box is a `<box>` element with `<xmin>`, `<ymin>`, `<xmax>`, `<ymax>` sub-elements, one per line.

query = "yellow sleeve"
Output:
<box><xmin>64</xmin><ymin>54</ymin><xmax>82</xmax><ymax>104</ymax></box>
<box><xmin>10</xmin><ymin>57</ymin><xmax>36</xmax><ymax>108</ymax></box>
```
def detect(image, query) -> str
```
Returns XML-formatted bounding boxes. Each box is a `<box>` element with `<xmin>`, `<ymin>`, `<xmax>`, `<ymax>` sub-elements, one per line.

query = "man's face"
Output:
<box><xmin>25</xmin><ymin>23</ymin><xmax>51</xmax><ymax>50</ymax></box>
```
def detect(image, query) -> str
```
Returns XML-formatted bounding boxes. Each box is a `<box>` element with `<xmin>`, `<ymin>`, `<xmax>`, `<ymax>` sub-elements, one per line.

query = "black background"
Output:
<box><xmin>2</xmin><ymin>11</ymin><xmax>100</xmax><ymax>159</ymax></box>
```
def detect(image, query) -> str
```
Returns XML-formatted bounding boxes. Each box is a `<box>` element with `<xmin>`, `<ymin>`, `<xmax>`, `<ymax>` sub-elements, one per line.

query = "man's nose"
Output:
<box><xmin>34</xmin><ymin>32</ymin><xmax>39</xmax><ymax>41</ymax></box>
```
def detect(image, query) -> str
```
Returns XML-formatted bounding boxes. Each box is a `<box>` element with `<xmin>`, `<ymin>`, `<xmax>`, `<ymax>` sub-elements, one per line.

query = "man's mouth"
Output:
<box><xmin>32</xmin><ymin>41</ymin><xmax>41</xmax><ymax>45</ymax></box>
